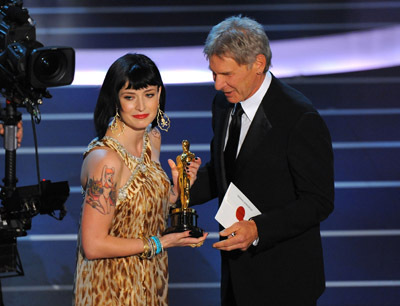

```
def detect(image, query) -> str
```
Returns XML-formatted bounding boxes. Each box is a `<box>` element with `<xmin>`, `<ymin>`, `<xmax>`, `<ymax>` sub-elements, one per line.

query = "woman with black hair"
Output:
<box><xmin>73</xmin><ymin>53</ymin><xmax>207</xmax><ymax>305</ymax></box>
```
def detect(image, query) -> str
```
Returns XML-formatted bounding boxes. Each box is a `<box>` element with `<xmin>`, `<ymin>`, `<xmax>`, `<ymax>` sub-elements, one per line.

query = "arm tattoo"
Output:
<box><xmin>85</xmin><ymin>165</ymin><xmax>117</xmax><ymax>215</ymax></box>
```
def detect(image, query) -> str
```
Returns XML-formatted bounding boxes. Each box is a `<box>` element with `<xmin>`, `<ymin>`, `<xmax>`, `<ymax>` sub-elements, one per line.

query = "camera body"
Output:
<box><xmin>0</xmin><ymin>1</ymin><xmax>73</xmax><ymax>277</ymax></box>
<box><xmin>0</xmin><ymin>0</ymin><xmax>75</xmax><ymax>100</ymax></box>
<box><xmin>0</xmin><ymin>180</ymin><xmax>69</xmax><ymax>238</ymax></box>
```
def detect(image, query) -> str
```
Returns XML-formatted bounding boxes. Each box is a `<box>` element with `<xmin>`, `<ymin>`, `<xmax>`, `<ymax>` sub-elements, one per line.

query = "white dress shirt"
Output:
<box><xmin>224</xmin><ymin>71</ymin><xmax>272</xmax><ymax>156</ymax></box>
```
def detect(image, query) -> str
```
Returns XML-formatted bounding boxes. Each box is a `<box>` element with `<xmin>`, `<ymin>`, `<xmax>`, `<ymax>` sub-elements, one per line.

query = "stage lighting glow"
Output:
<box><xmin>71</xmin><ymin>25</ymin><xmax>400</xmax><ymax>86</ymax></box>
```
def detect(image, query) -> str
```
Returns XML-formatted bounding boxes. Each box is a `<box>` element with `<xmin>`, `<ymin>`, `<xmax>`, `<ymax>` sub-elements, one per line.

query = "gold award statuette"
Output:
<box><xmin>164</xmin><ymin>140</ymin><xmax>204</xmax><ymax>238</ymax></box>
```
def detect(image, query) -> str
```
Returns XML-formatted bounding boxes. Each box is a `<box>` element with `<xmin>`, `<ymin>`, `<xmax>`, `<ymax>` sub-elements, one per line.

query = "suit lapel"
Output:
<box><xmin>235</xmin><ymin>91</ymin><xmax>272</xmax><ymax>178</ymax></box>
<box><xmin>214</xmin><ymin>78</ymin><xmax>277</xmax><ymax>190</ymax></box>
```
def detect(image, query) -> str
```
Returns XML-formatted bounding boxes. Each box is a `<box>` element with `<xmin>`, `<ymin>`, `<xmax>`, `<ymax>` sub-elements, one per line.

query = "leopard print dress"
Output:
<box><xmin>74</xmin><ymin>130</ymin><xmax>170</xmax><ymax>305</ymax></box>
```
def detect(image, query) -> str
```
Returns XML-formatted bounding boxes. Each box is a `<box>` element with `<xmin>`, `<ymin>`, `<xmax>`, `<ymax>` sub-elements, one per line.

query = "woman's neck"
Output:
<box><xmin>106</xmin><ymin>126</ymin><xmax>147</xmax><ymax>157</ymax></box>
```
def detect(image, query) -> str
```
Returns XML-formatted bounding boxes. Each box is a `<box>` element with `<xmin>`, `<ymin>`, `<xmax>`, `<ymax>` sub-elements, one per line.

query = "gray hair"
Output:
<box><xmin>203</xmin><ymin>15</ymin><xmax>272</xmax><ymax>72</ymax></box>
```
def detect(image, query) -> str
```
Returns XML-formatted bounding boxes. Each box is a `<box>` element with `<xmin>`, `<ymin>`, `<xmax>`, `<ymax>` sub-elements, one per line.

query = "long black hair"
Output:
<box><xmin>94</xmin><ymin>53</ymin><xmax>166</xmax><ymax>139</ymax></box>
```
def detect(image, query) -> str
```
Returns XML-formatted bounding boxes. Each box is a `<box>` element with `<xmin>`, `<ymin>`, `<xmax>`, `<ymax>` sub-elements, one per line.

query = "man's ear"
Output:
<box><xmin>255</xmin><ymin>54</ymin><xmax>267</xmax><ymax>74</ymax></box>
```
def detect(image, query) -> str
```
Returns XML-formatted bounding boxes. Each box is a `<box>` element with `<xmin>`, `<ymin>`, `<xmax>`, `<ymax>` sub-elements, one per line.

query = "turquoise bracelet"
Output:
<box><xmin>150</xmin><ymin>236</ymin><xmax>163</xmax><ymax>255</ymax></box>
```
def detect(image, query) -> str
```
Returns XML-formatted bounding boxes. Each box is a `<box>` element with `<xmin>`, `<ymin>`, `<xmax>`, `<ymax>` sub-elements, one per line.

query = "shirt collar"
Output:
<box><xmin>240</xmin><ymin>71</ymin><xmax>272</xmax><ymax>122</ymax></box>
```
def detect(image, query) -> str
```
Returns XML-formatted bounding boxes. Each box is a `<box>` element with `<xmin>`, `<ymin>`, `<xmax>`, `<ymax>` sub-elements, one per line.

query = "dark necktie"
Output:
<box><xmin>224</xmin><ymin>103</ymin><xmax>244</xmax><ymax>183</ymax></box>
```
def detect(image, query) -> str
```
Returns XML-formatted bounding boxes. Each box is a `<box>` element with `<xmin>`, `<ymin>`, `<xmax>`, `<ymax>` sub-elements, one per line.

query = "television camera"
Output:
<box><xmin>0</xmin><ymin>0</ymin><xmax>75</xmax><ymax>280</ymax></box>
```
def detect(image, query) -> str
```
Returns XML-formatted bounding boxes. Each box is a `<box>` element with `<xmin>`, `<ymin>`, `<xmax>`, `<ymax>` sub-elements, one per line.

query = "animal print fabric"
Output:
<box><xmin>73</xmin><ymin>132</ymin><xmax>170</xmax><ymax>305</ymax></box>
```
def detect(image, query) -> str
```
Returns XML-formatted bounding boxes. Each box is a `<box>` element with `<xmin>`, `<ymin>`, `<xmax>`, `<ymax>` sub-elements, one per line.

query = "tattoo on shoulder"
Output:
<box><xmin>85</xmin><ymin>165</ymin><xmax>117</xmax><ymax>215</ymax></box>
<box><xmin>151</xmin><ymin>128</ymin><xmax>161</xmax><ymax>139</ymax></box>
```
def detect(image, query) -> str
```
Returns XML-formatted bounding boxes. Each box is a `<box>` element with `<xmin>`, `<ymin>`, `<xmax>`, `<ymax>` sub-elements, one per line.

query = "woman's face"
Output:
<box><xmin>118</xmin><ymin>82</ymin><xmax>161</xmax><ymax>131</ymax></box>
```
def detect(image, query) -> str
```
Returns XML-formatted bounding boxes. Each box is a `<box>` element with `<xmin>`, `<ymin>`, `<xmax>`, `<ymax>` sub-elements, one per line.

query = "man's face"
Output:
<box><xmin>209</xmin><ymin>55</ymin><xmax>263</xmax><ymax>103</ymax></box>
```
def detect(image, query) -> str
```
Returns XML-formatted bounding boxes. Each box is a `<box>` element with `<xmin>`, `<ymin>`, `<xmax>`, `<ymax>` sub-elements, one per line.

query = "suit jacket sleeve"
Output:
<box><xmin>189</xmin><ymin>95</ymin><xmax>220</xmax><ymax>205</ymax></box>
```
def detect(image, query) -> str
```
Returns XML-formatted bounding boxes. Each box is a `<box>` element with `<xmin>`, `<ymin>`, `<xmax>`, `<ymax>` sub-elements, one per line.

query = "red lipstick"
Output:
<box><xmin>133</xmin><ymin>114</ymin><xmax>149</xmax><ymax>119</ymax></box>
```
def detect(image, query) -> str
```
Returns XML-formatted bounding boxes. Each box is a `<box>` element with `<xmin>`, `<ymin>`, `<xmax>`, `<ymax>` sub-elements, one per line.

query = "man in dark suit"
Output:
<box><xmin>190</xmin><ymin>16</ymin><xmax>334</xmax><ymax>306</ymax></box>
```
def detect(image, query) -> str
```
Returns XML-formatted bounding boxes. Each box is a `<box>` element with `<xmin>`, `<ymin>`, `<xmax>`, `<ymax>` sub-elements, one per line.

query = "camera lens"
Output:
<box><xmin>33</xmin><ymin>52</ymin><xmax>67</xmax><ymax>82</ymax></box>
<box><xmin>29</xmin><ymin>47</ymin><xmax>75</xmax><ymax>88</ymax></box>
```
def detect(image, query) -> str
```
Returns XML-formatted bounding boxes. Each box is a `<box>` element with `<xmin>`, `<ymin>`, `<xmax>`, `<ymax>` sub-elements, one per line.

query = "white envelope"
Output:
<box><xmin>215</xmin><ymin>183</ymin><xmax>261</xmax><ymax>228</ymax></box>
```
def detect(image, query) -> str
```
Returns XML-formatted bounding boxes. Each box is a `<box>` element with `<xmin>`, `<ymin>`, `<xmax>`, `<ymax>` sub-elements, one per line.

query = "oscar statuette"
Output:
<box><xmin>164</xmin><ymin>140</ymin><xmax>204</xmax><ymax>238</ymax></box>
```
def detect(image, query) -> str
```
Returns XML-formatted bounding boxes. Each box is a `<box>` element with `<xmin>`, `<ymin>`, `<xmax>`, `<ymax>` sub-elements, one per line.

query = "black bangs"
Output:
<box><xmin>125</xmin><ymin>63</ymin><xmax>162</xmax><ymax>90</ymax></box>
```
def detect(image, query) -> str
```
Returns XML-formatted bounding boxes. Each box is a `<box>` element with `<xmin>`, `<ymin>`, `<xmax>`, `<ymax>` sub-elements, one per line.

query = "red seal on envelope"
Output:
<box><xmin>236</xmin><ymin>206</ymin><xmax>245</xmax><ymax>221</ymax></box>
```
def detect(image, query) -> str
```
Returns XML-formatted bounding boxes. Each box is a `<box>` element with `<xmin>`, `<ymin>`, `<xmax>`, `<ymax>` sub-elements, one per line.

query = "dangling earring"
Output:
<box><xmin>157</xmin><ymin>107</ymin><xmax>170</xmax><ymax>132</ymax></box>
<box><xmin>110</xmin><ymin>108</ymin><xmax>125</xmax><ymax>136</ymax></box>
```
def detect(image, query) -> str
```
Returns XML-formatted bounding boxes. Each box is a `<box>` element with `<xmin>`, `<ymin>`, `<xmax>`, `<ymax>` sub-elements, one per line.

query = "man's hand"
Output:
<box><xmin>16</xmin><ymin>121</ymin><xmax>23</xmax><ymax>147</ymax></box>
<box><xmin>213</xmin><ymin>219</ymin><xmax>258</xmax><ymax>251</ymax></box>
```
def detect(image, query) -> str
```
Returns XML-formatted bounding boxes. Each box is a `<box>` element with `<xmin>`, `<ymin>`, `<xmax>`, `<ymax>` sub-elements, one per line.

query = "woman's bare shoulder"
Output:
<box><xmin>81</xmin><ymin>147</ymin><xmax>123</xmax><ymax>184</ymax></box>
